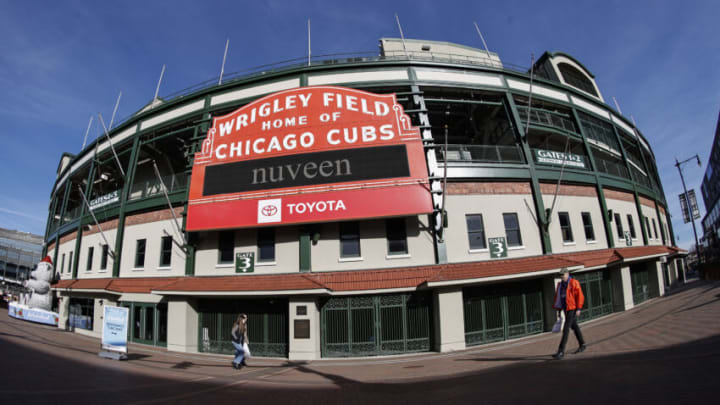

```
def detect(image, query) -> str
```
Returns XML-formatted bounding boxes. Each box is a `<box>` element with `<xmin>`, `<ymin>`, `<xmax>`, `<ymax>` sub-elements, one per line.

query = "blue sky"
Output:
<box><xmin>0</xmin><ymin>0</ymin><xmax>717</xmax><ymax>250</ymax></box>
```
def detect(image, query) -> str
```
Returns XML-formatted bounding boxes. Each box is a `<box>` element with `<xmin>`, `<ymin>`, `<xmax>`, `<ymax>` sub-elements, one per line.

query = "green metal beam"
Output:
<box><xmin>113</xmin><ymin>135</ymin><xmax>141</xmax><ymax>278</ymax></box>
<box><xmin>505</xmin><ymin>92</ymin><xmax>552</xmax><ymax>254</ymax></box>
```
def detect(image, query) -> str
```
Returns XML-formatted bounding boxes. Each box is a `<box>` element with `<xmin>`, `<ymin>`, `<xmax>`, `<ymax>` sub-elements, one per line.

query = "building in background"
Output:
<box><xmin>46</xmin><ymin>37</ymin><xmax>686</xmax><ymax>359</ymax></box>
<box><xmin>1</xmin><ymin>227</ymin><xmax>43</xmax><ymax>295</ymax></box>
<box><xmin>701</xmin><ymin>111</ymin><xmax>720</xmax><ymax>261</ymax></box>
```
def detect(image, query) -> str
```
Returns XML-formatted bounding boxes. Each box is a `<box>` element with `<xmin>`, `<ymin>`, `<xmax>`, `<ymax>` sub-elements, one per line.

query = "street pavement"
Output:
<box><xmin>1</xmin><ymin>280</ymin><xmax>719</xmax><ymax>404</ymax></box>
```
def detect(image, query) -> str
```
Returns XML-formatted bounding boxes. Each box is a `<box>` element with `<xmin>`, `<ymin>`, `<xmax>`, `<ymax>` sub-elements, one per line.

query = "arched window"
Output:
<box><xmin>558</xmin><ymin>63</ymin><xmax>598</xmax><ymax>97</ymax></box>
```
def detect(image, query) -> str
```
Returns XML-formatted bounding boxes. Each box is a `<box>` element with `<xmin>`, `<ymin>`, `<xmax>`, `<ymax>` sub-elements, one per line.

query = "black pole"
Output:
<box><xmin>675</xmin><ymin>156</ymin><xmax>701</xmax><ymax>262</ymax></box>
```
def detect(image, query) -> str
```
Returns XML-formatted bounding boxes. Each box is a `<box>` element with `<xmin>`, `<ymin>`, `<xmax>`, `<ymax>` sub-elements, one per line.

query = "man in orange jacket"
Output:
<box><xmin>552</xmin><ymin>268</ymin><xmax>587</xmax><ymax>360</ymax></box>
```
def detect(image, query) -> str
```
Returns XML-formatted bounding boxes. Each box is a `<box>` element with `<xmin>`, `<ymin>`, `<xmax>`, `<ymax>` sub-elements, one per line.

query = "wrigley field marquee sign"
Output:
<box><xmin>186</xmin><ymin>86</ymin><xmax>432</xmax><ymax>230</ymax></box>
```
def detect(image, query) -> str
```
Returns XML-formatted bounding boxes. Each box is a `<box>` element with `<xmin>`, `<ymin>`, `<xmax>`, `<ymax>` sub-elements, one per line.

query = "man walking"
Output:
<box><xmin>552</xmin><ymin>268</ymin><xmax>586</xmax><ymax>360</ymax></box>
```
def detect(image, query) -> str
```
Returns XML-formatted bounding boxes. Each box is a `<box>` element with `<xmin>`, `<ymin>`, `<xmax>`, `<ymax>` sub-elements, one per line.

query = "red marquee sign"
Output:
<box><xmin>186</xmin><ymin>86</ymin><xmax>432</xmax><ymax>231</ymax></box>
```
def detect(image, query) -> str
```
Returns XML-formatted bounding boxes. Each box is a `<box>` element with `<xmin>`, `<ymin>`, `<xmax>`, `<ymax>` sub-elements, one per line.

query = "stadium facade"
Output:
<box><xmin>47</xmin><ymin>38</ymin><xmax>686</xmax><ymax>359</ymax></box>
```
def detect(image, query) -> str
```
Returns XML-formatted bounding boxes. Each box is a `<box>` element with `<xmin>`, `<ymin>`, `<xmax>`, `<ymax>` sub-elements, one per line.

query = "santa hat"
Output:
<box><xmin>41</xmin><ymin>256</ymin><xmax>53</xmax><ymax>265</ymax></box>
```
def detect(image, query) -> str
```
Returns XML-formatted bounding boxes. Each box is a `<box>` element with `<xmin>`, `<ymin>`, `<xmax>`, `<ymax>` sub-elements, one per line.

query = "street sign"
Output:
<box><xmin>625</xmin><ymin>231</ymin><xmax>632</xmax><ymax>246</ymax></box>
<box><xmin>235</xmin><ymin>252</ymin><xmax>255</xmax><ymax>273</ymax></box>
<box><xmin>688</xmin><ymin>189</ymin><xmax>701</xmax><ymax>220</ymax></box>
<box><xmin>488</xmin><ymin>237</ymin><xmax>507</xmax><ymax>258</ymax></box>
<box><xmin>679</xmin><ymin>190</ymin><xmax>701</xmax><ymax>223</ymax></box>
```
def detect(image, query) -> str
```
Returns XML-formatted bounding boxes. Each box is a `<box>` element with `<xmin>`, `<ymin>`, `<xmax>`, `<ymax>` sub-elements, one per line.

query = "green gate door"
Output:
<box><xmin>574</xmin><ymin>270</ymin><xmax>613</xmax><ymax>323</ymax></box>
<box><xmin>630</xmin><ymin>266</ymin><xmax>653</xmax><ymax>305</ymax></box>
<box><xmin>463</xmin><ymin>281</ymin><xmax>544</xmax><ymax>346</ymax></box>
<box><xmin>320</xmin><ymin>293</ymin><xmax>433</xmax><ymax>357</ymax></box>
<box><xmin>198</xmin><ymin>298</ymin><xmax>288</xmax><ymax>357</ymax></box>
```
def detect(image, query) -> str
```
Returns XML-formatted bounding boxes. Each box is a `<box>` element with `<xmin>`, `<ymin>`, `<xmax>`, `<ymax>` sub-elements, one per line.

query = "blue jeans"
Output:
<box><xmin>232</xmin><ymin>341</ymin><xmax>245</xmax><ymax>365</ymax></box>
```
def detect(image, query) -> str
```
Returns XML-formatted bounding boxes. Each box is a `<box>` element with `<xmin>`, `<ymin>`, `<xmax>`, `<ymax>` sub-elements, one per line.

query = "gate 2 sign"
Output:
<box><xmin>187</xmin><ymin>86</ymin><xmax>432</xmax><ymax>231</ymax></box>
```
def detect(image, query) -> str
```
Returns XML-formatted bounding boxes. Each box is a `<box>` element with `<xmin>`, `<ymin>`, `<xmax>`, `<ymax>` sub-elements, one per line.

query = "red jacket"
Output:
<box><xmin>553</xmin><ymin>278</ymin><xmax>585</xmax><ymax>311</ymax></box>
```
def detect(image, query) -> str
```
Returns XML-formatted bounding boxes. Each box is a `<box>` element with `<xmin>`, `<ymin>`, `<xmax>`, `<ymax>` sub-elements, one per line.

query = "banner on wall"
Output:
<box><xmin>186</xmin><ymin>86</ymin><xmax>432</xmax><ymax>231</ymax></box>
<box><xmin>101</xmin><ymin>305</ymin><xmax>129</xmax><ymax>354</ymax></box>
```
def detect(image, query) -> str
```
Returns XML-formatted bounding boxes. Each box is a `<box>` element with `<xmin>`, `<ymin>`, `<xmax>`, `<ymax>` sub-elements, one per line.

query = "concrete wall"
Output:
<box><xmin>195</xmin><ymin>226</ymin><xmax>300</xmax><ymax>276</ymax></box>
<box><xmin>119</xmin><ymin>219</ymin><xmax>186</xmax><ymax>277</ymax></box>
<box><xmin>444</xmin><ymin>193</ymin><xmax>542</xmax><ymax>263</ymax></box>
<box><xmin>56</xmin><ymin>237</ymin><xmax>77</xmax><ymax>279</ymax></box>
<box><xmin>311</xmin><ymin>216</ymin><xmax>435</xmax><ymax>272</ymax></box>
<box><xmin>610</xmin><ymin>265</ymin><xmax>634</xmax><ymax>311</ymax></box>
<box><xmin>433</xmin><ymin>287</ymin><xmax>466</xmax><ymax>352</ymax></box>
<box><xmin>640</xmin><ymin>204</ymin><xmax>662</xmax><ymax>245</ymax></box>
<box><xmin>76</xmin><ymin>228</ymin><xmax>116</xmax><ymax>279</ymax></box>
<box><xmin>541</xmin><ymin>194</ymin><xmax>608</xmax><ymax>253</ymax></box>
<box><xmin>605</xmin><ymin>197</ymin><xmax>642</xmax><ymax>247</ymax></box>
<box><xmin>288</xmin><ymin>297</ymin><xmax>321</xmax><ymax>360</ymax></box>
<box><xmin>167</xmin><ymin>298</ymin><xmax>199</xmax><ymax>353</ymax></box>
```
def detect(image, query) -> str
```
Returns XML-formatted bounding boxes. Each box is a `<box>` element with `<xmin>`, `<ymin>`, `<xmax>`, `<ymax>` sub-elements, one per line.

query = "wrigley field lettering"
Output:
<box><xmin>187</xmin><ymin>86</ymin><xmax>432</xmax><ymax>230</ymax></box>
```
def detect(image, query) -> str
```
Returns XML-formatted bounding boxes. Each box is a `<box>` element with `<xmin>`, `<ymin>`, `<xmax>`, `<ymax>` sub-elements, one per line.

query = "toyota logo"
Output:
<box><xmin>261</xmin><ymin>205</ymin><xmax>278</xmax><ymax>216</ymax></box>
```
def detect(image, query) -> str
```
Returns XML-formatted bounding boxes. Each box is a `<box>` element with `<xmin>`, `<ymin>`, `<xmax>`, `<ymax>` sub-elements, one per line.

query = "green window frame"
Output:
<box><xmin>135</xmin><ymin>239</ymin><xmax>146</xmax><ymax>268</ymax></box>
<box><xmin>503</xmin><ymin>213</ymin><xmax>522</xmax><ymax>247</ymax></box>
<box><xmin>159</xmin><ymin>236</ymin><xmax>172</xmax><ymax>267</ymax></box>
<box><xmin>581</xmin><ymin>212</ymin><xmax>595</xmax><ymax>241</ymax></box>
<box><xmin>614</xmin><ymin>213</ymin><xmax>624</xmax><ymax>239</ymax></box>
<box><xmin>86</xmin><ymin>246</ymin><xmax>94</xmax><ymax>271</ymax></box>
<box><xmin>218</xmin><ymin>231</ymin><xmax>234</xmax><ymax>264</ymax></box>
<box><xmin>466</xmin><ymin>214</ymin><xmax>487</xmax><ymax>250</ymax></box>
<box><xmin>386</xmin><ymin>218</ymin><xmax>408</xmax><ymax>255</ymax></box>
<box><xmin>257</xmin><ymin>228</ymin><xmax>275</xmax><ymax>262</ymax></box>
<box><xmin>627</xmin><ymin>214</ymin><xmax>636</xmax><ymax>239</ymax></box>
<box><xmin>339</xmin><ymin>221</ymin><xmax>361</xmax><ymax>258</ymax></box>
<box><xmin>558</xmin><ymin>212</ymin><xmax>573</xmax><ymax>243</ymax></box>
<box><xmin>100</xmin><ymin>245</ymin><xmax>108</xmax><ymax>270</ymax></box>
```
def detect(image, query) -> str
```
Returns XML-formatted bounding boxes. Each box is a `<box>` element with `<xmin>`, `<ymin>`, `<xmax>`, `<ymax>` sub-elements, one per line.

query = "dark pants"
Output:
<box><xmin>559</xmin><ymin>309</ymin><xmax>585</xmax><ymax>352</ymax></box>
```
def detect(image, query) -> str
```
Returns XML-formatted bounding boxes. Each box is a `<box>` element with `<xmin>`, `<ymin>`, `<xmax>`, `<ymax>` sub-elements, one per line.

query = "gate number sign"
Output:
<box><xmin>488</xmin><ymin>237</ymin><xmax>508</xmax><ymax>258</ymax></box>
<box><xmin>235</xmin><ymin>252</ymin><xmax>255</xmax><ymax>273</ymax></box>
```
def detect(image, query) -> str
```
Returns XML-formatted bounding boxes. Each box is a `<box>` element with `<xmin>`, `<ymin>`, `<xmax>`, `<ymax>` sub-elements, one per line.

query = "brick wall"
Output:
<box><xmin>84</xmin><ymin>218</ymin><xmax>119</xmax><ymax>236</ymax></box>
<box><xmin>638</xmin><ymin>195</ymin><xmax>656</xmax><ymax>209</ymax></box>
<box><xmin>539</xmin><ymin>183</ymin><xmax>597</xmax><ymax>197</ymax></box>
<box><xmin>125</xmin><ymin>207</ymin><xmax>185</xmax><ymax>227</ymax></box>
<box><xmin>604</xmin><ymin>188</ymin><xmax>635</xmax><ymax>203</ymax></box>
<box><xmin>59</xmin><ymin>232</ymin><xmax>78</xmax><ymax>245</ymax></box>
<box><xmin>447</xmin><ymin>182</ymin><xmax>531</xmax><ymax>195</ymax></box>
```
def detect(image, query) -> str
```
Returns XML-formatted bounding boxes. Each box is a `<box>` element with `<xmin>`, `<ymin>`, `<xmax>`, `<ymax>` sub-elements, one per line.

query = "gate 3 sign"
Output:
<box><xmin>187</xmin><ymin>86</ymin><xmax>432</xmax><ymax>230</ymax></box>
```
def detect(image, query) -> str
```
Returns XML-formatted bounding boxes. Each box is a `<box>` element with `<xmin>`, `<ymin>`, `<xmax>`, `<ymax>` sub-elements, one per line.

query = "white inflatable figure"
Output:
<box><xmin>23</xmin><ymin>256</ymin><xmax>54</xmax><ymax>311</ymax></box>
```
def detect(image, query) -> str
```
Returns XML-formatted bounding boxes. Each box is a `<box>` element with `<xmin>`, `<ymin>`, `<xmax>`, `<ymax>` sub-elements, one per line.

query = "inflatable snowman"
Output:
<box><xmin>23</xmin><ymin>256</ymin><xmax>54</xmax><ymax>311</ymax></box>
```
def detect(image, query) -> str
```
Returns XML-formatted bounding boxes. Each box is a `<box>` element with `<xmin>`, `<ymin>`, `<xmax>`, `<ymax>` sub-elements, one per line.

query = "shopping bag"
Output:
<box><xmin>243</xmin><ymin>342</ymin><xmax>252</xmax><ymax>358</ymax></box>
<box><xmin>552</xmin><ymin>317</ymin><xmax>564</xmax><ymax>333</ymax></box>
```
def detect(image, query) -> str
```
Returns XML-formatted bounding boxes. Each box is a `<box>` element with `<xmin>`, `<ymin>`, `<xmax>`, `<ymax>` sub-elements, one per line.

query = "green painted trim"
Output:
<box><xmin>633</xmin><ymin>191</ymin><xmax>650</xmax><ymax>246</ymax></box>
<box><xmin>610</xmin><ymin>124</ymin><xmax>649</xmax><ymax>246</ymax></box>
<box><xmin>596</xmin><ymin>184</ymin><xmax>615</xmax><ymax>248</ymax></box>
<box><xmin>505</xmin><ymin>92</ymin><xmax>552</xmax><ymax>254</ymax></box>
<box><xmin>544</xmin><ymin>51</ymin><xmax>596</xmax><ymax>78</ymax></box>
<box><xmin>299</xmin><ymin>232</ymin><xmax>311</xmax><ymax>272</ymax></box>
<box><xmin>113</xmin><ymin>135</ymin><xmax>141</xmax><ymax>278</ymax></box>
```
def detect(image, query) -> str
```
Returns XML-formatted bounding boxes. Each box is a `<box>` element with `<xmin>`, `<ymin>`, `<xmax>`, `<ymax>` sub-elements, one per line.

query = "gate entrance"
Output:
<box><xmin>630</xmin><ymin>264</ymin><xmax>656</xmax><ymax>305</ymax></box>
<box><xmin>463</xmin><ymin>281</ymin><xmax>544</xmax><ymax>347</ymax></box>
<box><xmin>320</xmin><ymin>293</ymin><xmax>433</xmax><ymax>358</ymax></box>
<box><xmin>574</xmin><ymin>270</ymin><xmax>613</xmax><ymax>323</ymax></box>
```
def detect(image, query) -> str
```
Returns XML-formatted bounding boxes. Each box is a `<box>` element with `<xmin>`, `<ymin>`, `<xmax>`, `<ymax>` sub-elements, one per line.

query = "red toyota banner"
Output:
<box><xmin>186</xmin><ymin>86</ymin><xmax>432</xmax><ymax>231</ymax></box>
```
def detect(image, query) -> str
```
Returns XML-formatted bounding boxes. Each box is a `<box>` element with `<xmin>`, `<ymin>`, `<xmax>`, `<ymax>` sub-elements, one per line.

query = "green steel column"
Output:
<box><xmin>570</xmin><ymin>108</ymin><xmax>616</xmax><ymax>249</ymax></box>
<box><xmin>505</xmin><ymin>92</ymin><xmax>552</xmax><ymax>254</ymax></box>
<box><xmin>113</xmin><ymin>134</ymin><xmax>141</xmax><ymax>278</ymax></box>
<box><xmin>51</xmin><ymin>235</ymin><xmax>59</xmax><ymax>269</ymax></box>
<box><xmin>71</xmin><ymin>162</ymin><xmax>97</xmax><ymax>279</ymax></box>
<box><xmin>610</xmin><ymin>125</ymin><xmax>649</xmax><ymax>246</ymax></box>
<box><xmin>655</xmin><ymin>202</ymin><xmax>668</xmax><ymax>245</ymax></box>
<box><xmin>43</xmin><ymin>196</ymin><xmax>58</xmax><ymax>257</ymax></box>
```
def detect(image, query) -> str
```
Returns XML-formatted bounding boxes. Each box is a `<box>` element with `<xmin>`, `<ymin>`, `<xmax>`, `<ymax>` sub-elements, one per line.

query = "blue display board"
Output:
<box><xmin>102</xmin><ymin>305</ymin><xmax>129</xmax><ymax>353</ymax></box>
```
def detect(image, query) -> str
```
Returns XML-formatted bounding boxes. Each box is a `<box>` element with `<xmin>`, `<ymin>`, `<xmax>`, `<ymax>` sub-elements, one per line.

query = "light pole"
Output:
<box><xmin>675</xmin><ymin>155</ymin><xmax>702</xmax><ymax>262</ymax></box>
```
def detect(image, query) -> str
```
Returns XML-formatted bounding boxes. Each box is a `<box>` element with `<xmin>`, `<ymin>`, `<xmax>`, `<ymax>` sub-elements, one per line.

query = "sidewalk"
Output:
<box><xmin>1</xmin><ymin>280</ymin><xmax>718</xmax><ymax>388</ymax></box>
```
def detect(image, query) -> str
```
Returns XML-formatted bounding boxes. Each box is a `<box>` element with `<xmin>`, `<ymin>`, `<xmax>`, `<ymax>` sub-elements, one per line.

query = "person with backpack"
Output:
<box><xmin>552</xmin><ymin>268</ymin><xmax>587</xmax><ymax>360</ymax></box>
<box><xmin>231</xmin><ymin>313</ymin><xmax>249</xmax><ymax>369</ymax></box>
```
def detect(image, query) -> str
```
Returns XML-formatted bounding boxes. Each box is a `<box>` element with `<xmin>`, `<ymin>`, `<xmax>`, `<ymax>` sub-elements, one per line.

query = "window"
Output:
<box><xmin>581</xmin><ymin>212</ymin><xmax>595</xmax><ymax>241</ymax></box>
<box><xmin>652</xmin><ymin>218</ymin><xmax>658</xmax><ymax>240</ymax></box>
<box><xmin>503</xmin><ymin>213</ymin><xmax>522</xmax><ymax>247</ymax></box>
<box><xmin>159</xmin><ymin>236</ymin><xmax>172</xmax><ymax>267</ymax></box>
<box><xmin>100</xmin><ymin>245</ymin><xmax>108</xmax><ymax>270</ymax></box>
<box><xmin>645</xmin><ymin>217</ymin><xmax>651</xmax><ymax>239</ymax></box>
<box><xmin>339</xmin><ymin>222</ymin><xmax>361</xmax><ymax>258</ymax></box>
<box><xmin>69</xmin><ymin>298</ymin><xmax>94</xmax><ymax>330</ymax></box>
<box><xmin>68</xmin><ymin>251</ymin><xmax>73</xmax><ymax>274</ymax></box>
<box><xmin>218</xmin><ymin>231</ymin><xmax>234</xmax><ymax>264</ymax></box>
<box><xmin>614</xmin><ymin>213</ymin><xmax>624</xmax><ymax>239</ymax></box>
<box><xmin>386</xmin><ymin>218</ymin><xmax>408</xmax><ymax>255</ymax></box>
<box><xmin>558</xmin><ymin>63</ymin><xmax>598</xmax><ymax>97</ymax></box>
<box><xmin>660</xmin><ymin>221</ymin><xmax>667</xmax><ymax>242</ymax></box>
<box><xmin>466</xmin><ymin>214</ymin><xmax>487</xmax><ymax>250</ymax></box>
<box><xmin>135</xmin><ymin>239</ymin><xmax>146</xmax><ymax>268</ymax></box>
<box><xmin>627</xmin><ymin>215</ymin><xmax>637</xmax><ymax>239</ymax></box>
<box><xmin>558</xmin><ymin>212</ymin><xmax>574</xmax><ymax>243</ymax></box>
<box><xmin>86</xmin><ymin>246</ymin><xmax>94</xmax><ymax>271</ymax></box>
<box><xmin>61</xmin><ymin>253</ymin><xmax>66</xmax><ymax>274</ymax></box>
<box><xmin>258</xmin><ymin>228</ymin><xmax>275</xmax><ymax>262</ymax></box>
